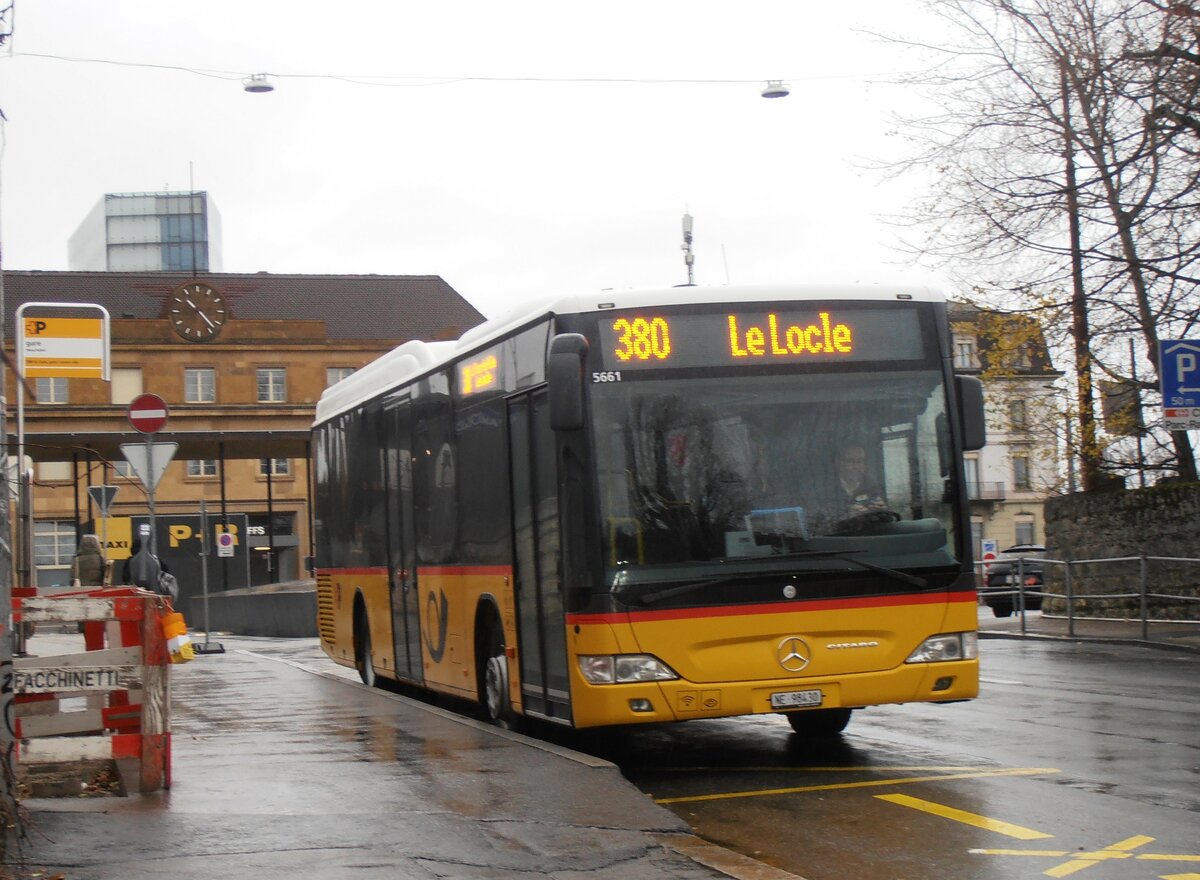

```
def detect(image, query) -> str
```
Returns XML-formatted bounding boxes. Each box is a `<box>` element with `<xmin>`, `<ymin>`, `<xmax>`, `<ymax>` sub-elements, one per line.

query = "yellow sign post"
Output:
<box><xmin>12</xmin><ymin>303</ymin><xmax>112</xmax><ymax>591</ymax></box>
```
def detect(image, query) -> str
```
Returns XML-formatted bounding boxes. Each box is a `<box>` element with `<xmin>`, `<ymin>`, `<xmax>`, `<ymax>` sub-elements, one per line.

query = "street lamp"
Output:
<box><xmin>243</xmin><ymin>74</ymin><xmax>275</xmax><ymax>94</ymax></box>
<box><xmin>761</xmin><ymin>80</ymin><xmax>790</xmax><ymax>99</ymax></box>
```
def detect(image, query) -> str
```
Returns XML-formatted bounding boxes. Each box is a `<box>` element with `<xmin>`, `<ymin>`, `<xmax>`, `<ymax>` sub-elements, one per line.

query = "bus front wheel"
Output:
<box><xmin>786</xmin><ymin>708</ymin><xmax>852</xmax><ymax>736</ymax></box>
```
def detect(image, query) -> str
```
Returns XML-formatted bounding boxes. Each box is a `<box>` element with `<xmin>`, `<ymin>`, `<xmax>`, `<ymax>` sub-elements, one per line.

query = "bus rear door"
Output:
<box><xmin>385</xmin><ymin>396</ymin><xmax>422</xmax><ymax>682</ymax></box>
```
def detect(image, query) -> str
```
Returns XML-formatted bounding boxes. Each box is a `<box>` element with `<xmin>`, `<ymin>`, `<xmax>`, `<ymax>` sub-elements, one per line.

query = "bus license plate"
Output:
<box><xmin>770</xmin><ymin>689</ymin><xmax>823</xmax><ymax>709</ymax></box>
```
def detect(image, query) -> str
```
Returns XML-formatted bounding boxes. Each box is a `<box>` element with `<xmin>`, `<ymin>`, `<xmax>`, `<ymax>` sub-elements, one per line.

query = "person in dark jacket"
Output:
<box><xmin>122</xmin><ymin>537</ymin><xmax>162</xmax><ymax>590</ymax></box>
<box><xmin>71</xmin><ymin>534</ymin><xmax>106</xmax><ymax>586</ymax></box>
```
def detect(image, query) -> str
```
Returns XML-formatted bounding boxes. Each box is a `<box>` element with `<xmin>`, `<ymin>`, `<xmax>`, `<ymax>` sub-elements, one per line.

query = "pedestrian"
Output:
<box><xmin>71</xmin><ymin>534</ymin><xmax>106</xmax><ymax>587</ymax></box>
<box><xmin>122</xmin><ymin>536</ymin><xmax>162</xmax><ymax>591</ymax></box>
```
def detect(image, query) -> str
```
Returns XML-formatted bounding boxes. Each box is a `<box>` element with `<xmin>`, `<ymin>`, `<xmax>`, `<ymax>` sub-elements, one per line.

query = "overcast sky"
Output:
<box><xmin>0</xmin><ymin>1</ymin><xmax>950</xmax><ymax>320</ymax></box>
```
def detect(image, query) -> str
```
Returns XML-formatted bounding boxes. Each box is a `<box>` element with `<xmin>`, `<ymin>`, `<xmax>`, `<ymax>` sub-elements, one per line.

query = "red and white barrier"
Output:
<box><xmin>13</xmin><ymin>587</ymin><xmax>172</xmax><ymax>793</ymax></box>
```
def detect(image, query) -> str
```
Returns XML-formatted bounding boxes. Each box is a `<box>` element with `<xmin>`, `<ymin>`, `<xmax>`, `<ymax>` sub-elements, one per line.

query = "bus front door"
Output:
<box><xmin>509</xmin><ymin>390</ymin><xmax>572</xmax><ymax>723</ymax></box>
<box><xmin>385</xmin><ymin>396</ymin><xmax>422</xmax><ymax>683</ymax></box>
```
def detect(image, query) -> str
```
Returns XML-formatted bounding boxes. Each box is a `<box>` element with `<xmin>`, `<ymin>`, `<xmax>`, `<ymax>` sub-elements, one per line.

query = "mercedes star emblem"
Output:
<box><xmin>777</xmin><ymin>636</ymin><xmax>811</xmax><ymax>672</ymax></box>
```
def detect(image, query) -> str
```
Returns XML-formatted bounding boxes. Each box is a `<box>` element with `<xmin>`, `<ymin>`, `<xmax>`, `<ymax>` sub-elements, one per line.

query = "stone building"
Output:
<box><xmin>949</xmin><ymin>303</ymin><xmax>1064</xmax><ymax>557</ymax></box>
<box><xmin>3</xmin><ymin>270</ymin><xmax>484</xmax><ymax>604</ymax></box>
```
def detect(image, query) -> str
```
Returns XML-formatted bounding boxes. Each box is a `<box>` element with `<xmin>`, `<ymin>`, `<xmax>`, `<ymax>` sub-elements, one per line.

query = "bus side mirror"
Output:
<box><xmin>549</xmin><ymin>333</ymin><xmax>589</xmax><ymax>431</ymax></box>
<box><xmin>955</xmin><ymin>375</ymin><xmax>986</xmax><ymax>451</ymax></box>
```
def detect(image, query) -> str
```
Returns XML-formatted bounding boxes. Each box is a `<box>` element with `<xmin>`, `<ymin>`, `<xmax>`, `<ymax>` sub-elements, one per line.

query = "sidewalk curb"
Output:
<box><xmin>979</xmin><ymin>629</ymin><xmax>1200</xmax><ymax>655</ymax></box>
<box><xmin>657</xmin><ymin>834</ymin><xmax>809</xmax><ymax>880</ymax></box>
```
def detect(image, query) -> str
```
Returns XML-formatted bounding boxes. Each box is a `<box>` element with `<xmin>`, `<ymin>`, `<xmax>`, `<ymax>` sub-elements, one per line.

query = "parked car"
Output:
<box><xmin>982</xmin><ymin>544</ymin><xmax>1047</xmax><ymax>617</ymax></box>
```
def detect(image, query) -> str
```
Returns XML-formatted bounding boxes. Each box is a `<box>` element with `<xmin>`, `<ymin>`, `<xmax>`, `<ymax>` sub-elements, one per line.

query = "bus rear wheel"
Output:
<box><xmin>480</xmin><ymin>625</ymin><xmax>517</xmax><ymax>729</ymax></box>
<box><xmin>786</xmin><ymin>708</ymin><xmax>852</xmax><ymax>736</ymax></box>
<box><xmin>354</xmin><ymin>606</ymin><xmax>376</xmax><ymax>688</ymax></box>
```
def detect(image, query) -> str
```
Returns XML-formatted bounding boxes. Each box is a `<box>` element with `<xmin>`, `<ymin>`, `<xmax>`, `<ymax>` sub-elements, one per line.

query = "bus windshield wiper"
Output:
<box><xmin>620</xmin><ymin>572</ymin><xmax>758</xmax><ymax>607</ymax></box>
<box><xmin>767</xmin><ymin>549</ymin><xmax>929</xmax><ymax>589</ymax></box>
<box><xmin>621</xmin><ymin>551</ymin><xmax>927</xmax><ymax>607</ymax></box>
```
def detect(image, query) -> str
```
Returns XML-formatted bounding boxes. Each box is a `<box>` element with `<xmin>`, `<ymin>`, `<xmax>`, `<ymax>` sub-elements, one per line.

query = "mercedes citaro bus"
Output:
<box><xmin>312</xmin><ymin>284</ymin><xmax>986</xmax><ymax>734</ymax></box>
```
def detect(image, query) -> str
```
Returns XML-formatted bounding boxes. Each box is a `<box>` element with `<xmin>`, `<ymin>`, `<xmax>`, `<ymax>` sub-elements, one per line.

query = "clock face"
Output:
<box><xmin>170</xmin><ymin>282</ymin><xmax>227</xmax><ymax>341</ymax></box>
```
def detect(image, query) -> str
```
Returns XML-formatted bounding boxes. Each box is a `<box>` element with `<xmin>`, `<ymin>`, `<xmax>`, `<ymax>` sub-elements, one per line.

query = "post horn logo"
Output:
<box><xmin>776</xmin><ymin>636</ymin><xmax>811</xmax><ymax>672</ymax></box>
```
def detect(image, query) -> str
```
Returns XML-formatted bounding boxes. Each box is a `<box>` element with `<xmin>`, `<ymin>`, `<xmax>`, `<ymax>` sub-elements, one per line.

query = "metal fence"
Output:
<box><xmin>976</xmin><ymin>554</ymin><xmax>1200</xmax><ymax>642</ymax></box>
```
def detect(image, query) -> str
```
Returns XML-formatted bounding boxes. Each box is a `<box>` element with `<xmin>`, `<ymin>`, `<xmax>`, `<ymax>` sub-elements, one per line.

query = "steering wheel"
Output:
<box><xmin>830</xmin><ymin>508</ymin><xmax>902</xmax><ymax>536</ymax></box>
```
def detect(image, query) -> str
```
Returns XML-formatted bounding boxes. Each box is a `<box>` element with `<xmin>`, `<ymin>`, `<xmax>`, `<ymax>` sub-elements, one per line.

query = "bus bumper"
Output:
<box><xmin>567</xmin><ymin>659</ymin><xmax>979</xmax><ymax>728</ymax></box>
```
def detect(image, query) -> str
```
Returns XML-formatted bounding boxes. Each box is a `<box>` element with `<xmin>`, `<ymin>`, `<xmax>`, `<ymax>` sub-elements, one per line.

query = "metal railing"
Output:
<box><xmin>966</xmin><ymin>481</ymin><xmax>1007</xmax><ymax>501</ymax></box>
<box><xmin>976</xmin><ymin>554</ymin><xmax>1200</xmax><ymax>642</ymax></box>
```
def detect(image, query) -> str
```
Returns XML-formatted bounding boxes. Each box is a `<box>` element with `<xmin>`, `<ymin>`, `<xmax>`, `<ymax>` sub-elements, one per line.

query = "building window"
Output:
<box><xmin>1014</xmin><ymin>518</ymin><xmax>1035</xmax><ymax>546</ymax></box>
<box><xmin>37</xmin><ymin>461</ymin><xmax>71</xmax><ymax>483</ymax></box>
<box><xmin>111</xmin><ymin>368</ymin><xmax>144</xmax><ymax>405</ymax></box>
<box><xmin>257</xmin><ymin>368</ymin><xmax>287</xmax><ymax>403</ymax></box>
<box><xmin>185</xmin><ymin>368</ymin><xmax>217</xmax><ymax>403</ymax></box>
<box><xmin>113</xmin><ymin>461</ymin><xmax>134</xmax><ymax>478</ymax></box>
<box><xmin>953</xmin><ymin>338</ymin><xmax>976</xmax><ymax>370</ymax></box>
<box><xmin>187</xmin><ymin>459</ymin><xmax>218</xmax><ymax>477</ymax></box>
<box><xmin>36</xmin><ymin>377</ymin><xmax>68</xmax><ymax>404</ymax></box>
<box><xmin>964</xmin><ymin>455</ymin><xmax>980</xmax><ymax>498</ymax></box>
<box><xmin>1009</xmin><ymin>399</ymin><xmax>1028</xmax><ymax>430</ymax></box>
<box><xmin>260</xmin><ymin>458</ymin><xmax>290</xmax><ymax>477</ymax></box>
<box><xmin>326</xmin><ymin>367</ymin><xmax>355</xmax><ymax>387</ymax></box>
<box><xmin>34</xmin><ymin>520</ymin><xmax>75</xmax><ymax>566</ymax></box>
<box><xmin>1013</xmin><ymin>453</ymin><xmax>1031</xmax><ymax>491</ymax></box>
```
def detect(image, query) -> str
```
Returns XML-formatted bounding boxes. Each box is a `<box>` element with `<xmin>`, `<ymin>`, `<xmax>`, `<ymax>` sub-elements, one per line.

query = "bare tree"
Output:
<box><xmin>882</xmin><ymin>0</ymin><xmax>1199</xmax><ymax>486</ymax></box>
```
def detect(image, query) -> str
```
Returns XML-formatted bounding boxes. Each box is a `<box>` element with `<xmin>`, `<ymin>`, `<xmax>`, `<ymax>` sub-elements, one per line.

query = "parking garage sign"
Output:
<box><xmin>1160</xmin><ymin>340</ymin><xmax>1200</xmax><ymax>430</ymax></box>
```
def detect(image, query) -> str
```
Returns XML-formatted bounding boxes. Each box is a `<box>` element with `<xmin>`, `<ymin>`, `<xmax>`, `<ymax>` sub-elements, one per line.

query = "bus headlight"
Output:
<box><xmin>905</xmin><ymin>632</ymin><xmax>978</xmax><ymax>664</ymax></box>
<box><xmin>578</xmin><ymin>654</ymin><xmax>680</xmax><ymax>684</ymax></box>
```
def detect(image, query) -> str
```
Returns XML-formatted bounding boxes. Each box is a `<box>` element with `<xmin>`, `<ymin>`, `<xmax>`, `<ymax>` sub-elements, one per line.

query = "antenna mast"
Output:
<box><xmin>681</xmin><ymin>213</ymin><xmax>695</xmax><ymax>286</ymax></box>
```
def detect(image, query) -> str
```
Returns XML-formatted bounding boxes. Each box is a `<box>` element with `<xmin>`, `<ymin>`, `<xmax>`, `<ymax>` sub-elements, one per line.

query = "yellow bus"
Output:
<box><xmin>312</xmin><ymin>284</ymin><xmax>985</xmax><ymax>734</ymax></box>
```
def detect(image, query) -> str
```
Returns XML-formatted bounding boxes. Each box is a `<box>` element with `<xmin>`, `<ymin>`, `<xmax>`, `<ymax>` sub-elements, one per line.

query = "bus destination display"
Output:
<box><xmin>597</xmin><ymin>306</ymin><xmax>925</xmax><ymax>371</ymax></box>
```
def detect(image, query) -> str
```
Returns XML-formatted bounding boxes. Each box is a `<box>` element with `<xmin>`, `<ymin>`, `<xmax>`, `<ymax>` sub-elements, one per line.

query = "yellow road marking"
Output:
<box><xmin>653</xmin><ymin>766</ymin><xmax>1059</xmax><ymax>804</ymax></box>
<box><xmin>972</xmin><ymin>835</ymin><xmax>1200</xmax><ymax>876</ymax></box>
<box><xmin>651</xmin><ymin>765</ymin><xmax>990</xmax><ymax>774</ymax></box>
<box><xmin>1044</xmin><ymin>835</ymin><xmax>1155</xmax><ymax>877</ymax></box>
<box><xmin>875</xmin><ymin>793</ymin><xmax>1053</xmax><ymax>840</ymax></box>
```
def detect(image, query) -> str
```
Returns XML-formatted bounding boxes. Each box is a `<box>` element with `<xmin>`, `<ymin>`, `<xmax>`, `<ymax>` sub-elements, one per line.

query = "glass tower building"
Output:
<box><xmin>68</xmin><ymin>191</ymin><xmax>224</xmax><ymax>272</ymax></box>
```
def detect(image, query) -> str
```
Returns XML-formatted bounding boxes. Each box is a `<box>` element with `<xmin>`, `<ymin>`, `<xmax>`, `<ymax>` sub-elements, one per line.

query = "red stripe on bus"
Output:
<box><xmin>323</xmin><ymin>565</ymin><xmax>513</xmax><ymax>577</ymax></box>
<box><xmin>418</xmin><ymin>565</ymin><xmax>513</xmax><ymax>577</ymax></box>
<box><xmin>566</xmin><ymin>591</ymin><xmax>977</xmax><ymax>625</ymax></box>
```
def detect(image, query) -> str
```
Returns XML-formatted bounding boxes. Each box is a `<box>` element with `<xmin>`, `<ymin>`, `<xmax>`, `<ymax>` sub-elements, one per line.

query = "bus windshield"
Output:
<box><xmin>590</xmin><ymin>369</ymin><xmax>960</xmax><ymax>588</ymax></box>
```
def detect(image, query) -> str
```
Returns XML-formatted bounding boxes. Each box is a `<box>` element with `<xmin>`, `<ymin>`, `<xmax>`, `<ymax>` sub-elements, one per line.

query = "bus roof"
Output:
<box><xmin>313</xmin><ymin>283</ymin><xmax>946</xmax><ymax>426</ymax></box>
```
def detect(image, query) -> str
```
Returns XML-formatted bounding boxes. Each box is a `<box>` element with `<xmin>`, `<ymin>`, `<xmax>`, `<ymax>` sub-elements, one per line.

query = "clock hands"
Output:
<box><xmin>170</xmin><ymin>284</ymin><xmax>224</xmax><ymax>340</ymax></box>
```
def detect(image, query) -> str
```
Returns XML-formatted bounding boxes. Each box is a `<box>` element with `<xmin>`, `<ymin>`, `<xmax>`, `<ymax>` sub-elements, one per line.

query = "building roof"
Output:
<box><xmin>1</xmin><ymin>270</ymin><xmax>486</xmax><ymax>342</ymax></box>
<box><xmin>948</xmin><ymin>300</ymin><xmax>1061</xmax><ymax>376</ymax></box>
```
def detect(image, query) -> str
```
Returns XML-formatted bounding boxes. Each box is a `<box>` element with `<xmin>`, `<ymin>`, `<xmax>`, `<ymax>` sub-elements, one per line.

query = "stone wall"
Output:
<box><xmin>186</xmin><ymin>580</ymin><xmax>317</xmax><ymax>637</ymax></box>
<box><xmin>1043</xmin><ymin>484</ymin><xmax>1200</xmax><ymax>620</ymax></box>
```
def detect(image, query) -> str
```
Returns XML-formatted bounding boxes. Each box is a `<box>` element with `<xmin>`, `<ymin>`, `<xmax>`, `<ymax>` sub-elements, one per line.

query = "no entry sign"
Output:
<box><xmin>128</xmin><ymin>393</ymin><xmax>169</xmax><ymax>434</ymax></box>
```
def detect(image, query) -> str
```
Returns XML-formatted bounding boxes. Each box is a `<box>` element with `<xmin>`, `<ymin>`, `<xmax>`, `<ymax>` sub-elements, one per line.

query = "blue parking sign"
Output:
<box><xmin>1160</xmin><ymin>340</ymin><xmax>1200</xmax><ymax>430</ymax></box>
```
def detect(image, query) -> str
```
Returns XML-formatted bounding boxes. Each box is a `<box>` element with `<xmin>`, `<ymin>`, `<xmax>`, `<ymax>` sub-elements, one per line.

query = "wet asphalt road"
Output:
<box><xmin>24</xmin><ymin>627</ymin><xmax>1194</xmax><ymax>880</ymax></box>
<box><xmin>222</xmin><ymin>628</ymin><xmax>1200</xmax><ymax>880</ymax></box>
<box><xmin>572</xmin><ymin>637</ymin><xmax>1200</xmax><ymax>879</ymax></box>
